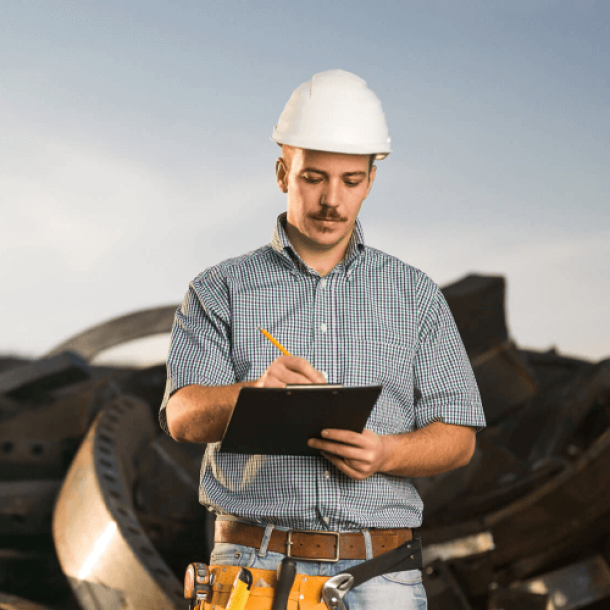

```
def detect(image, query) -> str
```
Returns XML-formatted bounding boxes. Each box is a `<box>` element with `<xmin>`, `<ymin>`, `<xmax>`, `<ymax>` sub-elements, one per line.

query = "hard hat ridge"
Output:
<box><xmin>272</xmin><ymin>69</ymin><xmax>391</xmax><ymax>159</ymax></box>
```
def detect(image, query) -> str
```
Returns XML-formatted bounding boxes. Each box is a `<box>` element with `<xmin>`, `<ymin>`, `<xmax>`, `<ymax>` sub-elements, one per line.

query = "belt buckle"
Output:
<box><xmin>287</xmin><ymin>530</ymin><xmax>341</xmax><ymax>563</ymax></box>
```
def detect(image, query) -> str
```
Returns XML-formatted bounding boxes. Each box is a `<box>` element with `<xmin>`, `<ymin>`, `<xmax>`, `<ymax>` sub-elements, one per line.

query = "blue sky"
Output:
<box><xmin>1</xmin><ymin>1</ymin><xmax>608</xmax><ymax>364</ymax></box>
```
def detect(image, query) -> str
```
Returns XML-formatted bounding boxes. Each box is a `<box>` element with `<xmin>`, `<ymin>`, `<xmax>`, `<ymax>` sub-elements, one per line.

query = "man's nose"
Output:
<box><xmin>321</xmin><ymin>179</ymin><xmax>341</xmax><ymax>207</ymax></box>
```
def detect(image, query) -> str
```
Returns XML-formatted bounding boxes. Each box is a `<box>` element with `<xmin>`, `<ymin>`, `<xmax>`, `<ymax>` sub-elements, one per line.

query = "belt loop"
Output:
<box><xmin>363</xmin><ymin>529</ymin><xmax>373</xmax><ymax>560</ymax></box>
<box><xmin>257</xmin><ymin>524</ymin><xmax>275</xmax><ymax>557</ymax></box>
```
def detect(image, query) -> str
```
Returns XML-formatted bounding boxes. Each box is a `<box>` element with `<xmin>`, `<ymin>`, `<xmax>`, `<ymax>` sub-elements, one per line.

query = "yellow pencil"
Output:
<box><xmin>258</xmin><ymin>327</ymin><xmax>292</xmax><ymax>356</ymax></box>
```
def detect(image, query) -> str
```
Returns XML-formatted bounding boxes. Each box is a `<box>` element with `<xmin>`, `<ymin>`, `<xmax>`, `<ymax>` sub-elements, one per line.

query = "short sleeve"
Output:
<box><xmin>414</xmin><ymin>282</ymin><xmax>486</xmax><ymax>432</ymax></box>
<box><xmin>159</xmin><ymin>269</ymin><xmax>237</xmax><ymax>435</ymax></box>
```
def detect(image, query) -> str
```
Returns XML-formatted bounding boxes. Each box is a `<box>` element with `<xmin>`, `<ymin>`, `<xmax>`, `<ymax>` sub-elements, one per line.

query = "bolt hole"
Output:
<box><xmin>1</xmin><ymin>442</ymin><xmax>14</xmax><ymax>453</ymax></box>
<box><xmin>31</xmin><ymin>444</ymin><xmax>44</xmax><ymax>455</ymax></box>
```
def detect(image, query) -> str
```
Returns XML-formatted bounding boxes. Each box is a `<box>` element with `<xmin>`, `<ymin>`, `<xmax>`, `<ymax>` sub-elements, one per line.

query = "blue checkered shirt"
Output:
<box><xmin>160</xmin><ymin>212</ymin><xmax>485</xmax><ymax>530</ymax></box>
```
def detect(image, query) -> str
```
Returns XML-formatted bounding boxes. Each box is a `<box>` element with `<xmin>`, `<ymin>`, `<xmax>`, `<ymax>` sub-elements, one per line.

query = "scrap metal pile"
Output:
<box><xmin>1</xmin><ymin>274</ymin><xmax>609</xmax><ymax>610</ymax></box>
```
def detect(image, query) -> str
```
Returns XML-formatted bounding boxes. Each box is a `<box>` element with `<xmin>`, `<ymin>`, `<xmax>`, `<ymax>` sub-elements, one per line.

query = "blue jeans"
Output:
<box><xmin>209</xmin><ymin>526</ymin><xmax>427</xmax><ymax>610</ymax></box>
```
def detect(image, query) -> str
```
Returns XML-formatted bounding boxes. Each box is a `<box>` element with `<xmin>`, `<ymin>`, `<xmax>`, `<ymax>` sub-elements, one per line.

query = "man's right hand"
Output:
<box><xmin>255</xmin><ymin>355</ymin><xmax>327</xmax><ymax>388</ymax></box>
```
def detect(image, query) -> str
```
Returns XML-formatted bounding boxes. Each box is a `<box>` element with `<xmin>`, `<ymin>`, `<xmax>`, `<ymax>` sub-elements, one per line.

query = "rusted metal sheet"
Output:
<box><xmin>441</xmin><ymin>274</ymin><xmax>508</xmax><ymax>356</ymax></box>
<box><xmin>0</xmin><ymin>378</ymin><xmax>121</xmax><ymax>480</ymax></box>
<box><xmin>422</xmin><ymin>532</ymin><xmax>495</xmax><ymax>565</ymax></box>
<box><xmin>52</xmin><ymin>395</ymin><xmax>184</xmax><ymax>610</ymax></box>
<box><xmin>483</xmin><ymin>349</ymin><xmax>593</xmax><ymax>463</ymax></box>
<box><xmin>416</xmin><ymin>434</ymin><xmax>531</xmax><ymax>521</ymax></box>
<box><xmin>470</xmin><ymin>340</ymin><xmax>538</xmax><ymax>424</ymax></box>
<box><xmin>0</xmin><ymin>547</ymin><xmax>75</xmax><ymax>608</ymax></box>
<box><xmin>0</xmin><ymin>480</ymin><xmax>61</xmax><ymax>536</ymax></box>
<box><xmin>442</xmin><ymin>275</ymin><xmax>538</xmax><ymax>423</ymax></box>
<box><xmin>0</xmin><ymin>357</ymin><xmax>31</xmax><ymax>374</ymax></box>
<box><xmin>44</xmin><ymin>305</ymin><xmax>179</xmax><ymax>361</ymax></box>
<box><xmin>487</xmin><ymin>586</ymin><xmax>548</xmax><ymax>610</ymax></box>
<box><xmin>528</xmin><ymin>358</ymin><xmax>610</xmax><ymax>464</ymax></box>
<box><xmin>0</xmin><ymin>352</ymin><xmax>89</xmax><ymax>401</ymax></box>
<box><xmin>133</xmin><ymin>433</ymin><xmax>203</xmax><ymax>521</ymax></box>
<box><xmin>423</xmin><ymin>559</ymin><xmax>474</xmax><ymax>610</ymax></box>
<box><xmin>512</xmin><ymin>554</ymin><xmax>610</xmax><ymax>610</ymax></box>
<box><xmin>0</xmin><ymin>395</ymin><xmax>21</xmax><ymax>422</ymax></box>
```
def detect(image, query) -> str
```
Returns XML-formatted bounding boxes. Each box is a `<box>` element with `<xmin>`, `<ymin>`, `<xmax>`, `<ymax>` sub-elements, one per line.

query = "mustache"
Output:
<box><xmin>311</xmin><ymin>211</ymin><xmax>346</xmax><ymax>222</ymax></box>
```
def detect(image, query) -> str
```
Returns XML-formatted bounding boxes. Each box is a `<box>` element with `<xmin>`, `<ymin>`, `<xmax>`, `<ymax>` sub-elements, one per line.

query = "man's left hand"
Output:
<box><xmin>307</xmin><ymin>429</ymin><xmax>388</xmax><ymax>480</ymax></box>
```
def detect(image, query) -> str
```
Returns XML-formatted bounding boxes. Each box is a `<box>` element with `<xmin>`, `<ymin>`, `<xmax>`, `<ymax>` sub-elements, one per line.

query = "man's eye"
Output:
<box><xmin>303</xmin><ymin>176</ymin><xmax>322</xmax><ymax>184</ymax></box>
<box><xmin>345</xmin><ymin>181</ymin><xmax>361</xmax><ymax>187</ymax></box>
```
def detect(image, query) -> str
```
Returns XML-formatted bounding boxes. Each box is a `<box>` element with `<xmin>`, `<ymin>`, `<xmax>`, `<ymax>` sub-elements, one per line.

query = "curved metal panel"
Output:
<box><xmin>52</xmin><ymin>395</ymin><xmax>184</xmax><ymax>609</ymax></box>
<box><xmin>44</xmin><ymin>305</ymin><xmax>179</xmax><ymax>361</ymax></box>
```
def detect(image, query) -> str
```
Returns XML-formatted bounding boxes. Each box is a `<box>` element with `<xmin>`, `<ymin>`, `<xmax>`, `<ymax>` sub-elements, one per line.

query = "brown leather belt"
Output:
<box><xmin>214</xmin><ymin>520</ymin><xmax>413</xmax><ymax>562</ymax></box>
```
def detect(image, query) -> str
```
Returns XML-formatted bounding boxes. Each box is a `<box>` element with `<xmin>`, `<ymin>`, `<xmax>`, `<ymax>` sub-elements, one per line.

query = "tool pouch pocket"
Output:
<box><xmin>198</xmin><ymin>565</ymin><xmax>330</xmax><ymax>610</ymax></box>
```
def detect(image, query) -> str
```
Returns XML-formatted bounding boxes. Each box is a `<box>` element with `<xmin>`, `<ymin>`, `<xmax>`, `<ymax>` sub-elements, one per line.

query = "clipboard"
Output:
<box><xmin>219</xmin><ymin>384</ymin><xmax>382</xmax><ymax>456</ymax></box>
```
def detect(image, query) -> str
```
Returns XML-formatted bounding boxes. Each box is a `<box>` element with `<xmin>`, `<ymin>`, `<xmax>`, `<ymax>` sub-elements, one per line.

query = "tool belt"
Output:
<box><xmin>194</xmin><ymin>565</ymin><xmax>331</xmax><ymax>610</ymax></box>
<box><xmin>192</xmin><ymin>527</ymin><xmax>423</xmax><ymax>610</ymax></box>
<box><xmin>215</xmin><ymin>521</ymin><xmax>414</xmax><ymax>561</ymax></box>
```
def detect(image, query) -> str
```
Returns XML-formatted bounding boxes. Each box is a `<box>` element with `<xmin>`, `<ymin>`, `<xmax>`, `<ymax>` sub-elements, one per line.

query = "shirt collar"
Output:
<box><xmin>271</xmin><ymin>212</ymin><xmax>365</xmax><ymax>272</ymax></box>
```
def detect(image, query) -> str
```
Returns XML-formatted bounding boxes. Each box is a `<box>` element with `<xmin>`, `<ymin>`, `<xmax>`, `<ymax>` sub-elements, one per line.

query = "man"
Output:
<box><xmin>160</xmin><ymin>70</ymin><xmax>486</xmax><ymax>609</ymax></box>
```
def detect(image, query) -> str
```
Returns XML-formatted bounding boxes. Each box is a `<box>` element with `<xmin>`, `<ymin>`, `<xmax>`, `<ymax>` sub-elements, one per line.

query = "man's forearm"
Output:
<box><xmin>166</xmin><ymin>382</ymin><xmax>257</xmax><ymax>443</ymax></box>
<box><xmin>380</xmin><ymin>422</ymin><xmax>476</xmax><ymax>477</ymax></box>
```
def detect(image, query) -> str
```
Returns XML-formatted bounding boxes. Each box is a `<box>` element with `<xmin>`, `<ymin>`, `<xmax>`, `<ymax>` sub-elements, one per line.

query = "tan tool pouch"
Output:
<box><xmin>195</xmin><ymin>564</ymin><xmax>331</xmax><ymax>610</ymax></box>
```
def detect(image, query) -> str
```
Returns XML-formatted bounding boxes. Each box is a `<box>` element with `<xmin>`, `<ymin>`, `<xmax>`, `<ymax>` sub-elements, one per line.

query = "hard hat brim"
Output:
<box><xmin>271</xmin><ymin>134</ymin><xmax>390</xmax><ymax>160</ymax></box>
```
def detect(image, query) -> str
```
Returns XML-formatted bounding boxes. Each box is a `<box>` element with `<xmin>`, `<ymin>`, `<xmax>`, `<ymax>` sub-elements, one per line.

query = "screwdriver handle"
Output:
<box><xmin>271</xmin><ymin>558</ymin><xmax>297</xmax><ymax>610</ymax></box>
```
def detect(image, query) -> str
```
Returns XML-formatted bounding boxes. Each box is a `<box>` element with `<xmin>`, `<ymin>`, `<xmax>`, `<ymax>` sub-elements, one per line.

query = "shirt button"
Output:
<box><xmin>323</xmin><ymin>517</ymin><xmax>330</xmax><ymax>524</ymax></box>
<box><xmin>324</xmin><ymin>471</ymin><xmax>330</xmax><ymax>479</ymax></box>
<box><xmin>320</xmin><ymin>323</ymin><xmax>327</xmax><ymax>333</ymax></box>
<box><xmin>320</xmin><ymin>278</ymin><xmax>327</xmax><ymax>288</ymax></box>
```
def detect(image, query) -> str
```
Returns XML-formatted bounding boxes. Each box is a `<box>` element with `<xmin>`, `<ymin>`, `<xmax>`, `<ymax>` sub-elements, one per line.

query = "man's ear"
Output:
<box><xmin>276</xmin><ymin>158</ymin><xmax>288</xmax><ymax>193</ymax></box>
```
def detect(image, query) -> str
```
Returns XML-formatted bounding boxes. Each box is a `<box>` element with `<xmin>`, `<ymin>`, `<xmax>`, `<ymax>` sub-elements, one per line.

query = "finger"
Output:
<box><xmin>319</xmin><ymin>429</ymin><xmax>368</xmax><ymax>447</ymax></box>
<box><xmin>278</xmin><ymin>356</ymin><xmax>327</xmax><ymax>384</ymax></box>
<box><xmin>321</xmin><ymin>452</ymin><xmax>368</xmax><ymax>480</ymax></box>
<box><xmin>310</xmin><ymin>439</ymin><xmax>371</xmax><ymax>462</ymax></box>
<box><xmin>273</xmin><ymin>369</ymin><xmax>319</xmax><ymax>386</ymax></box>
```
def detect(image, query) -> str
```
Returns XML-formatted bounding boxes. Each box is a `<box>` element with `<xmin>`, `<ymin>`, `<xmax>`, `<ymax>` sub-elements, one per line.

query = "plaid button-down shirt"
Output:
<box><xmin>160</xmin><ymin>212</ymin><xmax>485</xmax><ymax>530</ymax></box>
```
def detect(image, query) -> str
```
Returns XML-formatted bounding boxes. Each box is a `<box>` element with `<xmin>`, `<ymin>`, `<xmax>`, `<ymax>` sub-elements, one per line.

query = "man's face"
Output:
<box><xmin>277</xmin><ymin>147</ymin><xmax>376</xmax><ymax>251</ymax></box>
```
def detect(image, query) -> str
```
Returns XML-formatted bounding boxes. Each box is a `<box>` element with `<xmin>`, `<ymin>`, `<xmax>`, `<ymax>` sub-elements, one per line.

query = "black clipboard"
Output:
<box><xmin>219</xmin><ymin>385</ymin><xmax>382</xmax><ymax>456</ymax></box>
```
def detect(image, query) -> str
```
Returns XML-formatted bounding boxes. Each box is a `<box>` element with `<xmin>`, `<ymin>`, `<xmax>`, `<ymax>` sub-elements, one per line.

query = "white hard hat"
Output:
<box><xmin>271</xmin><ymin>69</ymin><xmax>391</xmax><ymax>160</ymax></box>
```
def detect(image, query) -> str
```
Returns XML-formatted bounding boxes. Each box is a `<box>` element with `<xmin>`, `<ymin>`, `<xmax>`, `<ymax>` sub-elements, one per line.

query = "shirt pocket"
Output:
<box><xmin>344</xmin><ymin>340</ymin><xmax>415</xmax><ymax>434</ymax></box>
